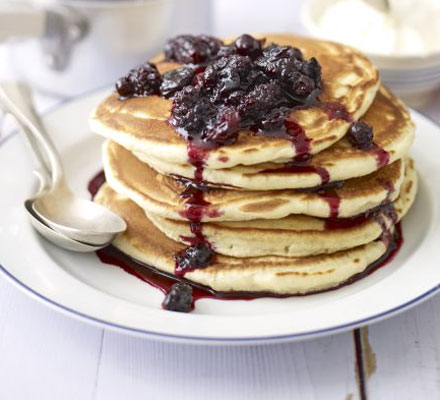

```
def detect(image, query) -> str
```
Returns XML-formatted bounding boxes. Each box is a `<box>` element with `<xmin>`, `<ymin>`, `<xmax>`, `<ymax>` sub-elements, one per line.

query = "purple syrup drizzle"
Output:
<box><xmin>88</xmin><ymin>170</ymin><xmax>106</xmax><ymax>197</ymax></box>
<box><xmin>318</xmin><ymin>102</ymin><xmax>353</xmax><ymax>122</ymax></box>
<box><xmin>95</xmin><ymin>222</ymin><xmax>403</xmax><ymax>304</ymax></box>
<box><xmin>324</xmin><ymin>202</ymin><xmax>397</xmax><ymax>230</ymax></box>
<box><xmin>370</xmin><ymin>143</ymin><xmax>390</xmax><ymax>168</ymax></box>
<box><xmin>89</xmin><ymin>170</ymin><xmax>404</xmax><ymax>306</ymax></box>
<box><xmin>284</xmin><ymin>119</ymin><xmax>312</xmax><ymax>163</ymax></box>
<box><xmin>319</xmin><ymin>191</ymin><xmax>341</xmax><ymax>219</ymax></box>
<box><xmin>172</xmin><ymin>142</ymin><xmax>221</xmax><ymax>276</ymax></box>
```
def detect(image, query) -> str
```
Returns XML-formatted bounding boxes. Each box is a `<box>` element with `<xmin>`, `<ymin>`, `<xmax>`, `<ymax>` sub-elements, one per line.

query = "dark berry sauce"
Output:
<box><xmin>186</xmin><ymin>141</ymin><xmax>208</xmax><ymax>182</ymax></box>
<box><xmin>178</xmin><ymin>179</ymin><xmax>216</xmax><ymax>222</ymax></box>
<box><xmin>300</xmin><ymin>180</ymin><xmax>345</xmax><ymax>193</ymax></box>
<box><xmin>89</xmin><ymin>171</ymin><xmax>404</xmax><ymax>312</ymax></box>
<box><xmin>249</xmin><ymin>117</ymin><xmax>312</xmax><ymax>162</ymax></box>
<box><xmin>116</xmin><ymin>34</ymin><xmax>327</xmax><ymax>150</ymax></box>
<box><xmin>164</xmin><ymin>34</ymin><xmax>223</xmax><ymax>64</ymax></box>
<box><xmin>97</xmin><ymin>245</ymin><xmax>253</xmax><ymax>303</ymax></box>
<box><xmin>316</xmin><ymin>180</ymin><xmax>395</xmax><ymax>222</ymax></box>
<box><xmin>88</xmin><ymin>170</ymin><xmax>106</xmax><ymax>197</ymax></box>
<box><xmin>324</xmin><ymin>202</ymin><xmax>397</xmax><ymax>230</ymax></box>
<box><xmin>174</xmin><ymin>175</ymin><xmax>239</xmax><ymax>191</ymax></box>
<box><xmin>317</xmin><ymin>102</ymin><xmax>353</xmax><ymax>122</ymax></box>
<box><xmin>285</xmin><ymin>119</ymin><xmax>312</xmax><ymax>163</ymax></box>
<box><xmin>113</xmin><ymin>33</ymin><xmax>392</xmax><ymax>178</ymax></box>
<box><xmin>319</xmin><ymin>191</ymin><xmax>341</xmax><ymax>219</ymax></box>
<box><xmin>173</xmin><ymin>139</ymin><xmax>223</xmax><ymax>276</ymax></box>
<box><xmin>370</xmin><ymin>143</ymin><xmax>390</xmax><ymax>168</ymax></box>
<box><xmin>113</xmin><ymin>33</ymin><xmax>393</xmax><ymax>182</ymax></box>
<box><xmin>378</xmin><ymin>179</ymin><xmax>395</xmax><ymax>202</ymax></box>
<box><xmin>95</xmin><ymin>223</ymin><xmax>403</xmax><ymax>307</ymax></box>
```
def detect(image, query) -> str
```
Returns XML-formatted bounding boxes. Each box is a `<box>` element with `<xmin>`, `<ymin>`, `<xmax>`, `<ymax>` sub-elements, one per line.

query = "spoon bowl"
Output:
<box><xmin>32</xmin><ymin>185</ymin><xmax>126</xmax><ymax>246</ymax></box>
<box><xmin>0</xmin><ymin>80</ymin><xmax>127</xmax><ymax>248</ymax></box>
<box><xmin>25</xmin><ymin>199</ymin><xmax>106</xmax><ymax>252</ymax></box>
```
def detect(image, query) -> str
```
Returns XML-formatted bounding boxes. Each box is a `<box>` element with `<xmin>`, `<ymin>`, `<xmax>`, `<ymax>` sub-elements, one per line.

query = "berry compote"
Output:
<box><xmin>115</xmin><ymin>33</ymin><xmax>324</xmax><ymax>148</ymax></box>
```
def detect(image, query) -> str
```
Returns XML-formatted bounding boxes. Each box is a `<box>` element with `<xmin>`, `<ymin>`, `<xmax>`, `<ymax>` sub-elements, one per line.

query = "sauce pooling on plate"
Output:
<box><xmin>89</xmin><ymin>171</ymin><xmax>404</xmax><ymax>311</ymax></box>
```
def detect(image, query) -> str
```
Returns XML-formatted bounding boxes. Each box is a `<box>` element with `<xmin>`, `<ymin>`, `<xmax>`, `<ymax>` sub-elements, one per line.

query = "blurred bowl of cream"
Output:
<box><xmin>301</xmin><ymin>0</ymin><xmax>440</xmax><ymax>107</ymax></box>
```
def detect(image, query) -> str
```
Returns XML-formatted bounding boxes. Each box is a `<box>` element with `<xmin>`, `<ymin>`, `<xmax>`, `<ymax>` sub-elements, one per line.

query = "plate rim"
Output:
<box><xmin>2</xmin><ymin>258</ymin><xmax>440</xmax><ymax>344</ymax></box>
<box><xmin>1</xmin><ymin>91</ymin><xmax>440</xmax><ymax>345</ymax></box>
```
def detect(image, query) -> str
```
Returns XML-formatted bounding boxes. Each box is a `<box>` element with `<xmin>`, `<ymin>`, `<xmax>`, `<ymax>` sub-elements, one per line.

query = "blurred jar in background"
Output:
<box><xmin>0</xmin><ymin>0</ymin><xmax>212</xmax><ymax>97</ymax></box>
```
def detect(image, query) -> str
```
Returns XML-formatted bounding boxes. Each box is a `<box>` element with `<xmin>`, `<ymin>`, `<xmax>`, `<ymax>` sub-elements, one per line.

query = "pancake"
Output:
<box><xmin>95</xmin><ymin>183</ymin><xmax>399</xmax><ymax>295</ymax></box>
<box><xmin>103</xmin><ymin>139</ymin><xmax>407</xmax><ymax>221</ymax></box>
<box><xmin>90</xmin><ymin>34</ymin><xmax>379</xmax><ymax>170</ymax></box>
<box><xmin>134</xmin><ymin>86</ymin><xmax>415</xmax><ymax>190</ymax></box>
<box><xmin>147</xmin><ymin>158</ymin><xmax>416</xmax><ymax>257</ymax></box>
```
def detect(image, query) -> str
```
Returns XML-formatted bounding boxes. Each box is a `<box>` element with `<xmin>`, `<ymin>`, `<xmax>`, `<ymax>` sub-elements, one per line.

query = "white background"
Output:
<box><xmin>1</xmin><ymin>0</ymin><xmax>440</xmax><ymax>399</ymax></box>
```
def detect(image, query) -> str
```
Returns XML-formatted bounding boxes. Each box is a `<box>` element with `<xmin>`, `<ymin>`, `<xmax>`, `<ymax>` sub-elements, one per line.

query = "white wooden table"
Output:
<box><xmin>1</xmin><ymin>1</ymin><xmax>440</xmax><ymax>398</ymax></box>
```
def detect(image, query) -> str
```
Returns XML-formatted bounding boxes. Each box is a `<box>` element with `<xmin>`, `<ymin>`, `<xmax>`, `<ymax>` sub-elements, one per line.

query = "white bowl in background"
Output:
<box><xmin>301</xmin><ymin>0</ymin><xmax>440</xmax><ymax>107</ymax></box>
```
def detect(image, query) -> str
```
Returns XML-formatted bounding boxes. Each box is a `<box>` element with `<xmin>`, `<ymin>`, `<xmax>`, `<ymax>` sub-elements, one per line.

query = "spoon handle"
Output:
<box><xmin>0</xmin><ymin>81</ymin><xmax>64</xmax><ymax>187</ymax></box>
<box><xmin>0</xmin><ymin>83</ymin><xmax>50</xmax><ymax>179</ymax></box>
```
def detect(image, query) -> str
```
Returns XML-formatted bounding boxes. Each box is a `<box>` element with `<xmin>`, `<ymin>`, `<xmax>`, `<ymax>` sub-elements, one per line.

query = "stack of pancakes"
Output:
<box><xmin>90</xmin><ymin>34</ymin><xmax>417</xmax><ymax>295</ymax></box>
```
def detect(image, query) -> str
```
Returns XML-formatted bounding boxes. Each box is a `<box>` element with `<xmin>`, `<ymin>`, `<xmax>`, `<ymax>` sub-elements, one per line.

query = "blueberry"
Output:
<box><xmin>162</xmin><ymin>283</ymin><xmax>193</xmax><ymax>313</ymax></box>
<box><xmin>348</xmin><ymin>121</ymin><xmax>374</xmax><ymax>149</ymax></box>
<box><xmin>255</xmin><ymin>45</ymin><xmax>321</xmax><ymax>104</ymax></box>
<box><xmin>257</xmin><ymin>43</ymin><xmax>303</xmax><ymax>67</ymax></box>
<box><xmin>199</xmin><ymin>35</ymin><xmax>223</xmax><ymax>58</ymax></box>
<box><xmin>233</xmin><ymin>34</ymin><xmax>264</xmax><ymax>58</ymax></box>
<box><xmin>203</xmin><ymin>108</ymin><xmax>241</xmax><ymax>145</ymax></box>
<box><xmin>164</xmin><ymin>34</ymin><xmax>223</xmax><ymax>64</ymax></box>
<box><xmin>216</xmin><ymin>45</ymin><xmax>238</xmax><ymax>58</ymax></box>
<box><xmin>170</xmin><ymin>86</ymin><xmax>216</xmax><ymax>134</ymax></box>
<box><xmin>160</xmin><ymin>67</ymin><xmax>194</xmax><ymax>98</ymax></box>
<box><xmin>198</xmin><ymin>55</ymin><xmax>262</xmax><ymax>103</ymax></box>
<box><xmin>116</xmin><ymin>61</ymin><xmax>161</xmax><ymax>98</ymax></box>
<box><xmin>259</xmin><ymin>107</ymin><xmax>292</xmax><ymax>132</ymax></box>
<box><xmin>238</xmin><ymin>82</ymin><xmax>288</xmax><ymax>128</ymax></box>
<box><xmin>301</xmin><ymin>57</ymin><xmax>321</xmax><ymax>83</ymax></box>
<box><xmin>291</xmin><ymin>75</ymin><xmax>315</xmax><ymax>98</ymax></box>
<box><xmin>115</xmin><ymin>76</ymin><xmax>135</xmax><ymax>98</ymax></box>
<box><xmin>175</xmin><ymin>243</ymin><xmax>214</xmax><ymax>276</ymax></box>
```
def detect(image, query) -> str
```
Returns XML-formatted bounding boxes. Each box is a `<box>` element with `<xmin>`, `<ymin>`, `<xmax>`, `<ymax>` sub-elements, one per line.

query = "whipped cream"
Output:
<box><xmin>316</xmin><ymin>0</ymin><xmax>440</xmax><ymax>56</ymax></box>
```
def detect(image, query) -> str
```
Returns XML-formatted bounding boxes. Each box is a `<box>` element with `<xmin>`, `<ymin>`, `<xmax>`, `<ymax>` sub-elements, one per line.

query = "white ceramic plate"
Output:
<box><xmin>1</xmin><ymin>89</ymin><xmax>439</xmax><ymax>345</ymax></box>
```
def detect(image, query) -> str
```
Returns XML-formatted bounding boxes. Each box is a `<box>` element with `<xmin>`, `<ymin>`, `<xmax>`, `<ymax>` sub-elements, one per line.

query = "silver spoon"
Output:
<box><xmin>0</xmin><ymin>88</ymin><xmax>96</xmax><ymax>251</ymax></box>
<box><xmin>24</xmin><ymin>169</ymin><xmax>102</xmax><ymax>252</ymax></box>
<box><xmin>25</xmin><ymin>199</ymin><xmax>104</xmax><ymax>251</ymax></box>
<box><xmin>0</xmin><ymin>81</ymin><xmax>126</xmax><ymax>247</ymax></box>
